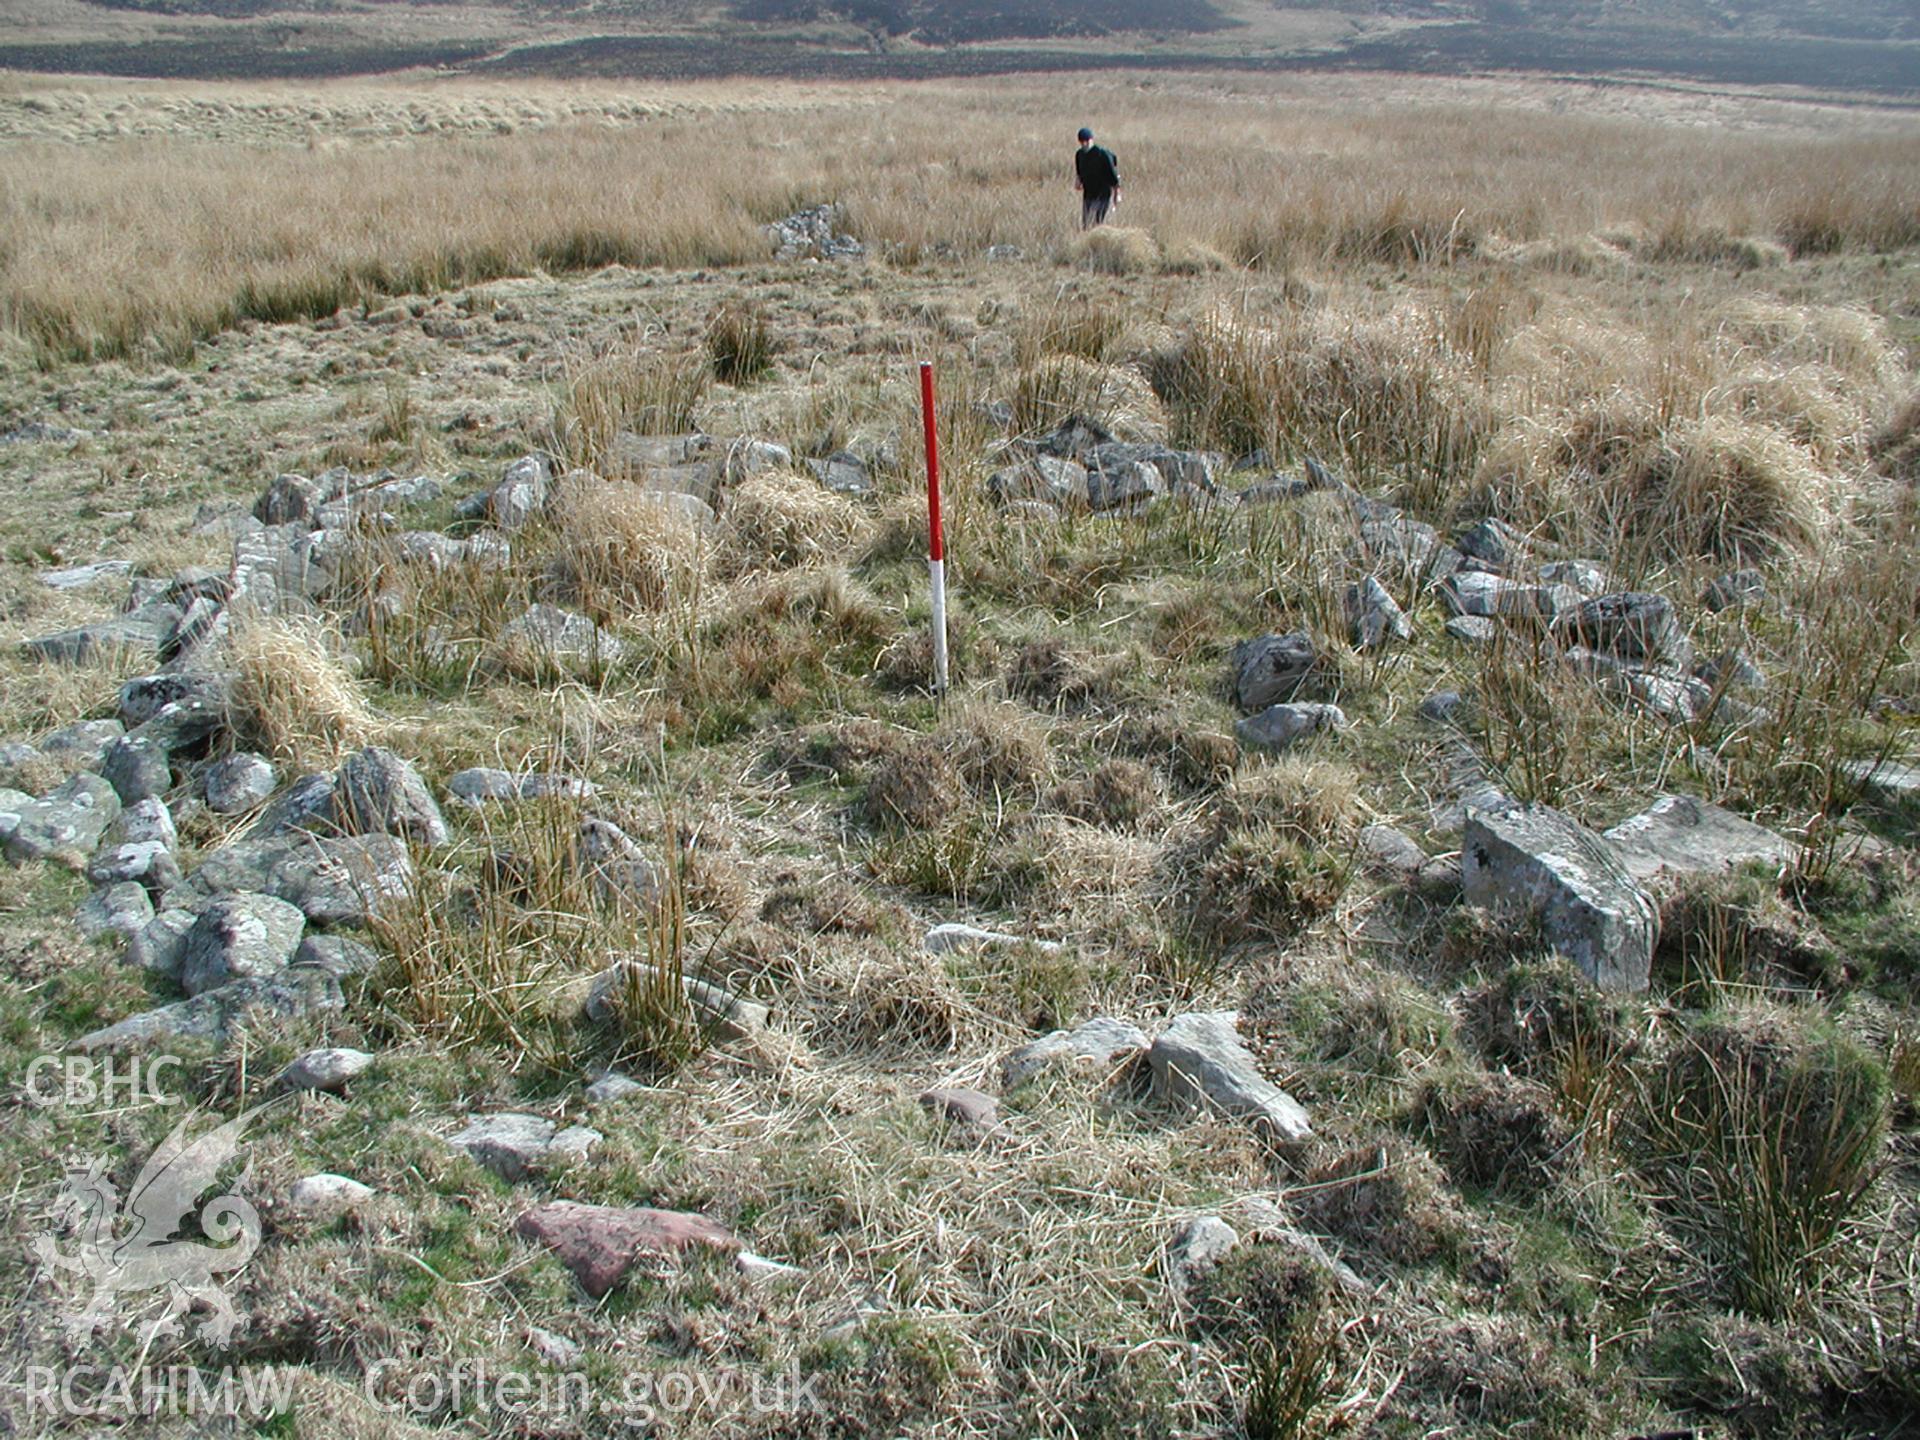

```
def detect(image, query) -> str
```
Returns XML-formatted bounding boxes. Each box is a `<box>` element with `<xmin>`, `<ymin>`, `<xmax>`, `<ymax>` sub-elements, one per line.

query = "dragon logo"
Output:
<box><xmin>30</xmin><ymin>1103</ymin><xmax>274</xmax><ymax>1349</ymax></box>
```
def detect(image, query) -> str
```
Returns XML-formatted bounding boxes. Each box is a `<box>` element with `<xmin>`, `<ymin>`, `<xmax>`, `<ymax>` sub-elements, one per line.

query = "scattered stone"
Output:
<box><xmin>182</xmin><ymin>832</ymin><xmax>413</xmax><ymax>926</ymax></box>
<box><xmin>75</xmin><ymin>968</ymin><xmax>343</xmax><ymax>1051</ymax></box>
<box><xmin>515</xmin><ymin>1201</ymin><xmax>737</xmax><ymax>1298</ymax></box>
<box><xmin>1553</xmin><ymin>592</ymin><xmax>1690</xmax><ymax>668</ymax></box>
<box><xmin>1345</xmin><ymin>576</ymin><xmax>1412</xmax><ymax>648</ymax></box>
<box><xmin>254</xmin><ymin>473</ymin><xmax>325</xmax><ymax>525</ymax></box>
<box><xmin>86</xmin><ymin>796</ymin><xmax>182</xmax><ymax>891</ymax></box>
<box><xmin>278</xmin><ymin>1046</ymin><xmax>374</xmax><ymax>1094</ymax></box>
<box><xmin>179</xmin><ymin>892</ymin><xmax>308</xmax><ymax>996</ymax></box>
<box><xmin>1537</xmin><ymin>560</ymin><xmax>1612</xmax><ymax>596</ymax></box>
<box><xmin>1702</xmin><ymin>569</ymin><xmax>1766</xmax><ymax>612</ymax></box>
<box><xmin>498</xmin><ymin>604</ymin><xmax>627</xmax><ymax>668</ymax></box>
<box><xmin>292</xmin><ymin>933</ymin><xmax>383</xmax><ymax>978</ymax></box>
<box><xmin>573</xmin><ymin>819</ymin><xmax>660</xmax><ymax>909</ymax></box>
<box><xmin>1415</xmin><ymin>854</ymin><xmax>1464</xmax><ymax>900</ymax></box>
<box><xmin>40</xmin><ymin>560</ymin><xmax>132</xmax><ymax>591</ymax></box>
<box><xmin>450</xmin><ymin>1114</ymin><xmax>602</xmax><ymax>1183</ymax></box>
<box><xmin>76</xmin><ymin>881</ymin><xmax>154</xmax><ymax>940</ymax></box>
<box><xmin>1417</xmin><ymin>690</ymin><xmax>1468</xmax><ymax>724</ymax></box>
<box><xmin>40</xmin><ymin>719</ymin><xmax>125</xmax><ymax>769</ymax></box>
<box><xmin>986</xmin><ymin>455</ymin><xmax>1085</xmax><ymax>508</ymax></box>
<box><xmin>527</xmin><ymin>1327</ymin><xmax>583</xmax><ymax>1368</ymax></box>
<box><xmin>1168</xmin><ymin>1215</ymin><xmax>1240</xmax><ymax>1296</ymax></box>
<box><xmin>1357</xmin><ymin>514</ymin><xmax>1462</xmax><ymax>582</ymax></box>
<box><xmin>286</xmin><ymin>1173</ymin><xmax>374</xmax><ymax>1219</ymax></box>
<box><xmin>1002</xmin><ymin>1016</ymin><xmax>1150</xmax><ymax>1088</ymax></box>
<box><xmin>1461</xmin><ymin>802</ymin><xmax>1657</xmax><ymax>991</ymax></box>
<box><xmin>488</xmin><ymin>454</ymin><xmax>552</xmax><ymax>530</ymax></box>
<box><xmin>1696</xmin><ymin>650</ymin><xmax>1765</xmax><ymax>694</ymax></box>
<box><xmin>1841</xmin><ymin>758</ymin><xmax>1920</xmax><ymax>804</ymax></box>
<box><xmin>126</xmin><ymin>907</ymin><xmax>197</xmax><ymax>979</ymax></box>
<box><xmin>205</xmin><ymin>753</ymin><xmax>277</xmax><ymax>814</ymax></box>
<box><xmin>24</xmin><ymin>608</ymin><xmax>181</xmax><ymax>665</ymax></box>
<box><xmin>1230</xmin><ymin>632</ymin><xmax>1319</xmax><ymax>710</ymax></box>
<box><xmin>447</xmin><ymin>767</ymin><xmax>597</xmax><ymax>807</ymax></box>
<box><xmin>766</xmin><ymin>204</ymin><xmax>863</xmax><ymax>261</ymax></box>
<box><xmin>334</xmin><ymin>747</ymin><xmax>449</xmax><ymax>848</ymax></box>
<box><xmin>1453</xmin><ymin>517</ymin><xmax>1529</xmax><ymax>573</ymax></box>
<box><xmin>253</xmin><ymin>772</ymin><xmax>337</xmax><ymax>836</ymax></box>
<box><xmin>6</xmin><ymin>773</ymin><xmax>121</xmax><ymax>868</ymax></box>
<box><xmin>101</xmin><ymin>734</ymin><xmax>172</xmax><ymax>805</ymax></box>
<box><xmin>1234</xmin><ymin>703</ymin><xmax>1348</xmax><ymax>752</ymax></box>
<box><xmin>806</xmin><ymin>449</ymin><xmax>871</xmax><ymax>496</ymax></box>
<box><xmin>585</xmin><ymin>1070</ymin><xmax>647</xmax><ymax>1105</ymax></box>
<box><xmin>1444</xmin><ymin>615</ymin><xmax>1500</xmax><ymax>645</ymax></box>
<box><xmin>1359</xmin><ymin>824</ymin><xmax>1428</xmax><ymax>879</ymax></box>
<box><xmin>119</xmin><ymin>673</ymin><xmax>230</xmax><ymax>730</ymax></box>
<box><xmin>923</xmin><ymin>923</ymin><xmax>1062</xmax><ymax>955</ymax></box>
<box><xmin>583</xmin><ymin>962</ymin><xmax>768</xmax><ymax>1041</ymax></box>
<box><xmin>918</xmin><ymin>1087</ymin><xmax>999</xmax><ymax>1129</ymax></box>
<box><xmin>736</xmin><ymin>1252</ymin><xmax>806</xmax><ymax>1283</ymax></box>
<box><xmin>1441</xmin><ymin>570</ymin><xmax>1578</xmax><ymax>620</ymax></box>
<box><xmin>1085</xmin><ymin>458</ymin><xmax>1166</xmax><ymax>512</ymax></box>
<box><xmin>1149</xmin><ymin>1011</ymin><xmax>1313</xmax><ymax>1144</ymax></box>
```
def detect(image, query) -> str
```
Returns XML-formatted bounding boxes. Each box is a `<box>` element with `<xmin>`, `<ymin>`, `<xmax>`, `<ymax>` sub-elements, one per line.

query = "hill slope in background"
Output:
<box><xmin>0</xmin><ymin>0</ymin><xmax>1914</xmax><ymax>92</ymax></box>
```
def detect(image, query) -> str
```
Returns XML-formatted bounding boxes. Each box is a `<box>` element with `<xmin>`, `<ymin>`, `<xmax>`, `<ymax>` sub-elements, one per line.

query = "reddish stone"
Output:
<box><xmin>514</xmin><ymin>1201</ymin><xmax>737</xmax><ymax>1298</ymax></box>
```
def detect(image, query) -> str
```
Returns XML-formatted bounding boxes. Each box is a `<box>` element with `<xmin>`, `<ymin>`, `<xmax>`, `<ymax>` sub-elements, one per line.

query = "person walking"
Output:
<box><xmin>1073</xmin><ymin>127</ymin><xmax>1121</xmax><ymax>229</ymax></box>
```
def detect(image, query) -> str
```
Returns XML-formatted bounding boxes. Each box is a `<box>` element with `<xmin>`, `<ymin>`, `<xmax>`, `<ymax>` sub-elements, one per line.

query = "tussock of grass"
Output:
<box><xmin>224</xmin><ymin>615</ymin><xmax>378</xmax><ymax>768</ymax></box>
<box><xmin>548</xmin><ymin>342</ymin><xmax>710</xmax><ymax>479</ymax></box>
<box><xmin>1641</xmin><ymin>1009</ymin><xmax>1889</xmax><ymax>1318</ymax></box>
<box><xmin>1011</xmin><ymin>352</ymin><xmax>1166</xmax><ymax>444</ymax></box>
<box><xmin>724</xmin><ymin>469</ymin><xmax>869</xmax><ymax>571</ymax></box>
<box><xmin>1064</xmin><ymin>225</ymin><xmax>1160</xmax><ymax>275</ymax></box>
<box><xmin>548</xmin><ymin>470</ymin><xmax>711</xmax><ymax>619</ymax></box>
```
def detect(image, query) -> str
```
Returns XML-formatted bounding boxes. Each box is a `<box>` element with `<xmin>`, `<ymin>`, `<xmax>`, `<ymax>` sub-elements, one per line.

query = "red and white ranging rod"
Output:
<box><xmin>919</xmin><ymin>360</ymin><xmax>950</xmax><ymax>698</ymax></box>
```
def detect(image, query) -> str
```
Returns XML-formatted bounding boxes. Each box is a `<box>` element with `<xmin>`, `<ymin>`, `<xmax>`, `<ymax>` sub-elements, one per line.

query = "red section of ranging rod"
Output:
<box><xmin>920</xmin><ymin>361</ymin><xmax>944</xmax><ymax>563</ymax></box>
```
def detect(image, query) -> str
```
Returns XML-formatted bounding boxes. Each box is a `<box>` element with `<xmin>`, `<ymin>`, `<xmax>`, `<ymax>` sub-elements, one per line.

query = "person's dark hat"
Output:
<box><xmin>1077</xmin><ymin>127</ymin><xmax>1093</xmax><ymax>142</ymax></box>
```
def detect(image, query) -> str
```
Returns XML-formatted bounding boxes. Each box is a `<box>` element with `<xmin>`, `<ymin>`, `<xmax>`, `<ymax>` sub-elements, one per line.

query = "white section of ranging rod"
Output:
<box><xmin>929</xmin><ymin>557</ymin><xmax>950</xmax><ymax>696</ymax></box>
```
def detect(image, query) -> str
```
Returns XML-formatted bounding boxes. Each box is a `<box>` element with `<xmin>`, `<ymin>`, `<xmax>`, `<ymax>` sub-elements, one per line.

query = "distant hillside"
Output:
<box><xmin>0</xmin><ymin>0</ymin><xmax>1914</xmax><ymax>93</ymax></box>
<box><xmin>728</xmin><ymin>0</ymin><xmax>1233</xmax><ymax>43</ymax></box>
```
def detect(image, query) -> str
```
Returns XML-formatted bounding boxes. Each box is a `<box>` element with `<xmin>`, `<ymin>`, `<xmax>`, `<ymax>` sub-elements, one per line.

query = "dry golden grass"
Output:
<box><xmin>2</xmin><ymin>75</ymin><xmax>1915</xmax><ymax>364</ymax></box>
<box><xmin>724</xmin><ymin>468</ymin><xmax>869</xmax><ymax>570</ymax></box>
<box><xmin>223</xmin><ymin>614</ymin><xmax>380</xmax><ymax>768</ymax></box>
<box><xmin>547</xmin><ymin>470</ymin><xmax>712</xmax><ymax>619</ymax></box>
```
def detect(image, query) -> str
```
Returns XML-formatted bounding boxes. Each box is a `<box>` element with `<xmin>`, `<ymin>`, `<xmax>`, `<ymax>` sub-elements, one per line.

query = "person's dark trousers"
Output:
<box><xmin>1081</xmin><ymin>193</ymin><xmax>1112</xmax><ymax>228</ymax></box>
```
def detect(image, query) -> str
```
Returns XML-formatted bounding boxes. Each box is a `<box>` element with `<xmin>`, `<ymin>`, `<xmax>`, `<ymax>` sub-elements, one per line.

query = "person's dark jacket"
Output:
<box><xmin>1075</xmin><ymin>145</ymin><xmax>1120</xmax><ymax>198</ymax></box>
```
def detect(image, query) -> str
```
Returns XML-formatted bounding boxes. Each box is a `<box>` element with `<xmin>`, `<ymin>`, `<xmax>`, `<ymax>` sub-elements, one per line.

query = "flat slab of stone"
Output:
<box><xmin>1462</xmin><ymin>802</ymin><xmax>1657</xmax><ymax>991</ymax></box>
<box><xmin>923</xmin><ymin>923</ymin><xmax>1062</xmax><ymax>955</ymax></box>
<box><xmin>1235</xmin><ymin>703</ymin><xmax>1347</xmax><ymax>753</ymax></box>
<box><xmin>1842</xmin><ymin>758</ymin><xmax>1920</xmax><ymax>804</ymax></box>
<box><xmin>447</xmin><ymin>767</ymin><xmax>598</xmax><ymax>807</ymax></box>
<box><xmin>1441</xmin><ymin>571</ymin><xmax>1578</xmax><ymax>620</ymax></box>
<box><xmin>1002</xmin><ymin>1016</ymin><xmax>1149</xmax><ymax>1088</ymax></box>
<box><xmin>918</xmin><ymin>1086</ymin><xmax>999</xmax><ymax>1128</ymax></box>
<box><xmin>1149</xmin><ymin>1011</ymin><xmax>1312</xmax><ymax>1144</ymax></box>
<box><xmin>449</xmin><ymin>1114</ymin><xmax>601</xmax><ymax>1183</ymax></box>
<box><xmin>583</xmin><ymin>963</ymin><xmax>768</xmax><ymax>1042</ymax></box>
<box><xmin>514</xmin><ymin>1201</ymin><xmax>737</xmax><ymax>1298</ymax></box>
<box><xmin>1601</xmin><ymin>795</ymin><xmax>1794</xmax><ymax>886</ymax></box>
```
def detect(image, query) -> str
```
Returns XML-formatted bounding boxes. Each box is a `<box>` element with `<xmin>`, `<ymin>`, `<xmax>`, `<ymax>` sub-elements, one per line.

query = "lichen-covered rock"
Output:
<box><xmin>6</xmin><ymin>773</ymin><xmax>121</xmax><ymax>868</ymax></box>
<box><xmin>1462</xmin><ymin>802</ymin><xmax>1657</xmax><ymax>991</ymax></box>
<box><xmin>1601</xmin><ymin>795</ymin><xmax>1793</xmax><ymax>887</ymax></box>
<box><xmin>1230</xmin><ymin>632</ymin><xmax>1319</xmax><ymax>710</ymax></box>
<box><xmin>1002</xmin><ymin>1016</ymin><xmax>1149</xmax><ymax>1088</ymax></box>
<box><xmin>1235</xmin><ymin>703</ymin><xmax>1348</xmax><ymax>752</ymax></box>
<box><xmin>179</xmin><ymin>892</ymin><xmax>307</xmax><ymax>996</ymax></box>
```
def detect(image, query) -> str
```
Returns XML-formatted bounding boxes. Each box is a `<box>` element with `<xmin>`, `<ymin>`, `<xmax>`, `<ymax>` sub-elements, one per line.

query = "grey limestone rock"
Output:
<box><xmin>179</xmin><ymin>892</ymin><xmax>308</xmax><ymax>996</ymax></box>
<box><xmin>1235</xmin><ymin>703</ymin><xmax>1348</xmax><ymax>753</ymax></box>
<box><xmin>1002</xmin><ymin>1016</ymin><xmax>1149</xmax><ymax>1088</ymax></box>
<box><xmin>1601</xmin><ymin>795</ymin><xmax>1793</xmax><ymax>886</ymax></box>
<box><xmin>1149</xmin><ymin>1011</ymin><xmax>1313</xmax><ymax>1144</ymax></box>
<box><xmin>75</xmin><ymin>968</ymin><xmax>343</xmax><ymax>1052</ymax></box>
<box><xmin>334</xmin><ymin>747</ymin><xmax>449</xmax><ymax>848</ymax></box>
<box><xmin>1462</xmin><ymin>802</ymin><xmax>1657</xmax><ymax>991</ymax></box>
<box><xmin>6</xmin><ymin>773</ymin><xmax>121</xmax><ymax>868</ymax></box>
